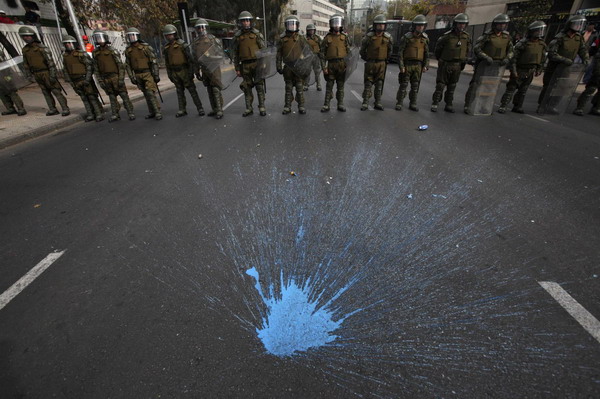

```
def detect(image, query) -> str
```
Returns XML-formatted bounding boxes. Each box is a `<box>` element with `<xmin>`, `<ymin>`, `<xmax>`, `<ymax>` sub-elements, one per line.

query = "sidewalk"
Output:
<box><xmin>0</xmin><ymin>68</ymin><xmax>175</xmax><ymax>150</ymax></box>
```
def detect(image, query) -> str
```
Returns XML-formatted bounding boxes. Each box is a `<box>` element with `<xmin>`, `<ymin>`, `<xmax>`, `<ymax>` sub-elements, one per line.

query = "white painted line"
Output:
<box><xmin>351</xmin><ymin>90</ymin><xmax>362</xmax><ymax>102</ymax></box>
<box><xmin>0</xmin><ymin>250</ymin><xmax>65</xmax><ymax>311</ymax></box>
<box><xmin>526</xmin><ymin>114</ymin><xmax>549</xmax><ymax>123</ymax></box>
<box><xmin>223</xmin><ymin>93</ymin><xmax>244</xmax><ymax>110</ymax></box>
<box><xmin>539</xmin><ymin>281</ymin><xmax>600</xmax><ymax>344</ymax></box>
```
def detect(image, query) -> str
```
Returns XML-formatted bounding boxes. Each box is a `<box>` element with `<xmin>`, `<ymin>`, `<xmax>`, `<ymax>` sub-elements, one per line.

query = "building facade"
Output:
<box><xmin>289</xmin><ymin>0</ymin><xmax>346</xmax><ymax>37</ymax></box>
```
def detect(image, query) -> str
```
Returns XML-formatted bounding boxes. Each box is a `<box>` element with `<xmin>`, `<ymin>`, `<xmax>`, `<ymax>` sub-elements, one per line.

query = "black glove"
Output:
<box><xmin>500</xmin><ymin>58</ymin><xmax>510</xmax><ymax>66</ymax></box>
<box><xmin>154</xmin><ymin>75</ymin><xmax>160</xmax><ymax>83</ymax></box>
<box><xmin>563</xmin><ymin>58</ymin><xmax>573</xmax><ymax>66</ymax></box>
<box><xmin>277</xmin><ymin>67</ymin><xmax>283</xmax><ymax>75</ymax></box>
<box><xmin>484</xmin><ymin>56</ymin><xmax>493</xmax><ymax>65</ymax></box>
<box><xmin>130</xmin><ymin>76</ymin><xmax>138</xmax><ymax>85</ymax></box>
<box><xmin>460</xmin><ymin>62</ymin><xmax>466</xmax><ymax>71</ymax></box>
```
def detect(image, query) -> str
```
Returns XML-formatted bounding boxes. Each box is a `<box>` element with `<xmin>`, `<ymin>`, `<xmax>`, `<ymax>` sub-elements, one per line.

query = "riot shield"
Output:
<box><xmin>344</xmin><ymin>47</ymin><xmax>360</xmax><ymax>80</ymax></box>
<box><xmin>537</xmin><ymin>63</ymin><xmax>585</xmax><ymax>115</ymax></box>
<box><xmin>256</xmin><ymin>47</ymin><xmax>277</xmax><ymax>80</ymax></box>
<box><xmin>0</xmin><ymin>56</ymin><xmax>29</xmax><ymax>96</ymax></box>
<box><xmin>283</xmin><ymin>39</ymin><xmax>315</xmax><ymax>85</ymax></box>
<box><xmin>466</xmin><ymin>61</ymin><xmax>506</xmax><ymax>116</ymax></box>
<box><xmin>196</xmin><ymin>43</ymin><xmax>237</xmax><ymax>90</ymax></box>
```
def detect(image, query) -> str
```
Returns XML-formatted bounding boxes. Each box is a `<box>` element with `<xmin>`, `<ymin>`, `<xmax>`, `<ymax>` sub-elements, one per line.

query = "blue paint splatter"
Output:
<box><xmin>246</xmin><ymin>267</ymin><xmax>359</xmax><ymax>357</ymax></box>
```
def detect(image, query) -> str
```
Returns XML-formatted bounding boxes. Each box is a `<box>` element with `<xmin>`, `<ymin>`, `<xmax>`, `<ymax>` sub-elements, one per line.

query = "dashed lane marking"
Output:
<box><xmin>0</xmin><ymin>250</ymin><xmax>65</xmax><ymax>311</ymax></box>
<box><xmin>539</xmin><ymin>281</ymin><xmax>600</xmax><ymax>344</ymax></box>
<box><xmin>223</xmin><ymin>93</ymin><xmax>244</xmax><ymax>111</ymax></box>
<box><xmin>526</xmin><ymin>114</ymin><xmax>549</xmax><ymax>123</ymax></box>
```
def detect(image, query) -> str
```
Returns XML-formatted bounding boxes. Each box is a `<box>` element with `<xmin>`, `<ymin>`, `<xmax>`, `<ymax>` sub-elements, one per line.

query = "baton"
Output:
<box><xmin>90</xmin><ymin>77</ymin><xmax>105</xmax><ymax>105</ymax></box>
<box><xmin>57</xmin><ymin>79</ymin><xmax>68</xmax><ymax>96</ymax></box>
<box><xmin>156</xmin><ymin>84</ymin><xmax>163</xmax><ymax>103</ymax></box>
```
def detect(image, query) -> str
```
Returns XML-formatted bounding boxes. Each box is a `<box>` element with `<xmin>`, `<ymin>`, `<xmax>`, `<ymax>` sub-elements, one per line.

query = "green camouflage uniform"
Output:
<box><xmin>305</xmin><ymin>32</ymin><xmax>322</xmax><ymax>90</ymax></box>
<box><xmin>164</xmin><ymin>38</ymin><xmax>203</xmax><ymax>116</ymax></box>
<box><xmin>575</xmin><ymin>51</ymin><xmax>600</xmax><ymax>114</ymax></box>
<box><xmin>277</xmin><ymin>31</ymin><xmax>310</xmax><ymax>113</ymax></box>
<box><xmin>464</xmin><ymin>30</ymin><xmax>513</xmax><ymax>109</ymax></box>
<box><xmin>125</xmin><ymin>41</ymin><xmax>161</xmax><ymax>119</ymax></box>
<box><xmin>538</xmin><ymin>31</ymin><xmax>589</xmax><ymax>105</ymax></box>
<box><xmin>499</xmin><ymin>37</ymin><xmax>547</xmax><ymax>112</ymax></box>
<box><xmin>432</xmin><ymin>29</ymin><xmax>471</xmax><ymax>110</ymax></box>
<box><xmin>231</xmin><ymin>28</ymin><xmax>266</xmax><ymax>115</ymax></box>
<box><xmin>193</xmin><ymin>33</ymin><xmax>225</xmax><ymax>118</ymax></box>
<box><xmin>360</xmin><ymin>30</ymin><xmax>392</xmax><ymax>109</ymax></box>
<box><xmin>63</xmin><ymin>49</ymin><xmax>103</xmax><ymax>121</ymax></box>
<box><xmin>396</xmin><ymin>31</ymin><xmax>429</xmax><ymax>110</ymax></box>
<box><xmin>93</xmin><ymin>45</ymin><xmax>135</xmax><ymax>121</ymax></box>
<box><xmin>320</xmin><ymin>31</ymin><xmax>350</xmax><ymax>111</ymax></box>
<box><xmin>22</xmin><ymin>40</ymin><xmax>69</xmax><ymax>115</ymax></box>
<box><xmin>0</xmin><ymin>49</ymin><xmax>26</xmax><ymax>115</ymax></box>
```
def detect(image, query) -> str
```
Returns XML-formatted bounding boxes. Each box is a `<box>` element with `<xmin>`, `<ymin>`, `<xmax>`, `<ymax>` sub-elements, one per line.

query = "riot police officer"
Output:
<box><xmin>464</xmin><ymin>13</ymin><xmax>513</xmax><ymax>114</ymax></box>
<box><xmin>193</xmin><ymin>18</ymin><xmax>224</xmax><ymax>119</ymax></box>
<box><xmin>573</xmin><ymin>51</ymin><xmax>600</xmax><ymax>116</ymax></box>
<box><xmin>305</xmin><ymin>23</ymin><xmax>322</xmax><ymax>91</ymax></box>
<box><xmin>538</xmin><ymin>15</ymin><xmax>589</xmax><ymax>111</ymax></box>
<box><xmin>62</xmin><ymin>35</ymin><xmax>104</xmax><ymax>122</ymax></box>
<box><xmin>431</xmin><ymin>13</ymin><xmax>471</xmax><ymax>113</ymax></box>
<box><xmin>498</xmin><ymin>21</ymin><xmax>547</xmax><ymax>114</ymax></box>
<box><xmin>19</xmin><ymin>26</ymin><xmax>70</xmax><ymax>116</ymax></box>
<box><xmin>359</xmin><ymin>14</ymin><xmax>392</xmax><ymax>111</ymax></box>
<box><xmin>277</xmin><ymin>15</ymin><xmax>310</xmax><ymax>114</ymax></box>
<box><xmin>124</xmin><ymin>27</ymin><xmax>162</xmax><ymax>120</ymax></box>
<box><xmin>320</xmin><ymin>14</ymin><xmax>350</xmax><ymax>112</ymax></box>
<box><xmin>163</xmin><ymin>24</ymin><xmax>204</xmax><ymax>118</ymax></box>
<box><xmin>395</xmin><ymin>15</ymin><xmax>429</xmax><ymax>112</ymax></box>
<box><xmin>92</xmin><ymin>29</ymin><xmax>135</xmax><ymax>122</ymax></box>
<box><xmin>231</xmin><ymin>11</ymin><xmax>267</xmax><ymax>116</ymax></box>
<box><xmin>0</xmin><ymin>47</ymin><xmax>27</xmax><ymax>116</ymax></box>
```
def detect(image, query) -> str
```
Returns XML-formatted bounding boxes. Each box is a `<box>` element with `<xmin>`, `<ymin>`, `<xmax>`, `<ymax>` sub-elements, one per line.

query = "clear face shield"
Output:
<box><xmin>494</xmin><ymin>23</ymin><xmax>508</xmax><ymax>32</ymax></box>
<box><xmin>126</xmin><ymin>32</ymin><xmax>139</xmax><ymax>43</ymax></box>
<box><xmin>330</xmin><ymin>17</ymin><xmax>343</xmax><ymax>31</ymax></box>
<box><xmin>455</xmin><ymin>22</ymin><xmax>467</xmax><ymax>32</ymax></box>
<box><xmin>196</xmin><ymin>24</ymin><xmax>208</xmax><ymax>36</ymax></box>
<box><xmin>413</xmin><ymin>23</ymin><xmax>426</xmax><ymax>33</ymax></box>
<box><xmin>570</xmin><ymin>20</ymin><xmax>585</xmax><ymax>32</ymax></box>
<box><xmin>21</xmin><ymin>35</ymin><xmax>34</xmax><ymax>44</ymax></box>
<box><xmin>93</xmin><ymin>32</ymin><xmax>107</xmax><ymax>45</ymax></box>
<box><xmin>307</xmin><ymin>29</ymin><xmax>315</xmax><ymax>36</ymax></box>
<box><xmin>374</xmin><ymin>23</ymin><xmax>386</xmax><ymax>33</ymax></box>
<box><xmin>285</xmin><ymin>20</ymin><xmax>299</xmax><ymax>32</ymax></box>
<box><xmin>164</xmin><ymin>33</ymin><xmax>176</xmax><ymax>42</ymax></box>
<box><xmin>240</xmin><ymin>18</ymin><xmax>252</xmax><ymax>29</ymax></box>
<box><xmin>531</xmin><ymin>26</ymin><xmax>546</xmax><ymax>39</ymax></box>
<box><xmin>64</xmin><ymin>41</ymin><xmax>76</xmax><ymax>51</ymax></box>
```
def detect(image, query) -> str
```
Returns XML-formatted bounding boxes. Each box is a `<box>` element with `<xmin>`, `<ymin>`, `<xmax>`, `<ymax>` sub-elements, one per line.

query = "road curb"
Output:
<box><xmin>0</xmin><ymin>85</ymin><xmax>176</xmax><ymax>151</ymax></box>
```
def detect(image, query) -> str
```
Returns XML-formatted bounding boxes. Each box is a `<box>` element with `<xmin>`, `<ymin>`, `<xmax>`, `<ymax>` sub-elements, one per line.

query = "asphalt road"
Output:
<box><xmin>1</xmin><ymin>58</ymin><xmax>599</xmax><ymax>398</ymax></box>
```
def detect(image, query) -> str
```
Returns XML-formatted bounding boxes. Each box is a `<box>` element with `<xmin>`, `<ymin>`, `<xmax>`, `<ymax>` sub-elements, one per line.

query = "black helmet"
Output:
<box><xmin>412</xmin><ymin>14</ymin><xmax>427</xmax><ymax>32</ymax></box>
<box><xmin>284</xmin><ymin>15</ymin><xmax>300</xmax><ymax>32</ymax></box>
<box><xmin>527</xmin><ymin>20</ymin><xmax>547</xmax><ymax>39</ymax></box>
<box><xmin>453</xmin><ymin>13</ymin><xmax>469</xmax><ymax>32</ymax></box>
<box><xmin>564</xmin><ymin>15</ymin><xmax>586</xmax><ymax>33</ymax></box>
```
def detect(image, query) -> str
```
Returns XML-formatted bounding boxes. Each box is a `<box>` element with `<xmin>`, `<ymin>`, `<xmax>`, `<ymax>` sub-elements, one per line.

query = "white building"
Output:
<box><xmin>289</xmin><ymin>0</ymin><xmax>346</xmax><ymax>37</ymax></box>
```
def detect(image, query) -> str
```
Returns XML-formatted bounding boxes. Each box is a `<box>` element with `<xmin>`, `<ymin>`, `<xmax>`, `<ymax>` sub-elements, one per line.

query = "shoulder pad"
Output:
<box><xmin>280</xmin><ymin>32</ymin><xmax>287</xmax><ymax>38</ymax></box>
<box><xmin>176</xmin><ymin>39</ymin><xmax>186</xmax><ymax>45</ymax></box>
<box><xmin>443</xmin><ymin>30</ymin><xmax>452</xmax><ymax>36</ymax></box>
<box><xmin>366</xmin><ymin>31</ymin><xmax>374</xmax><ymax>37</ymax></box>
<box><xmin>252</xmin><ymin>28</ymin><xmax>261</xmax><ymax>34</ymax></box>
<box><xmin>383</xmin><ymin>32</ymin><xmax>392</xmax><ymax>39</ymax></box>
<box><xmin>555</xmin><ymin>32</ymin><xmax>566</xmax><ymax>39</ymax></box>
<box><xmin>422</xmin><ymin>32</ymin><xmax>428</xmax><ymax>39</ymax></box>
<box><xmin>234</xmin><ymin>30</ymin><xmax>242</xmax><ymax>37</ymax></box>
<box><xmin>502</xmin><ymin>31</ymin><xmax>510</xmax><ymax>36</ymax></box>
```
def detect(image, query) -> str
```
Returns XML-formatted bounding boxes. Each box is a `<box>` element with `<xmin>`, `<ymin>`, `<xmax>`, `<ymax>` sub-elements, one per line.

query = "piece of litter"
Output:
<box><xmin>326</xmin><ymin>181</ymin><xmax>330</xmax><ymax>185</ymax></box>
<box><xmin>407</xmin><ymin>194</ymin><xmax>413</xmax><ymax>199</ymax></box>
<box><xmin>256</xmin><ymin>144</ymin><xmax>261</xmax><ymax>147</ymax></box>
<box><xmin>432</xmin><ymin>194</ymin><xmax>447</xmax><ymax>199</ymax></box>
<box><xmin>198</xmin><ymin>154</ymin><xmax>203</xmax><ymax>159</ymax></box>
<box><xmin>593</xmin><ymin>274</ymin><xmax>598</xmax><ymax>278</ymax></box>
<box><xmin>418</xmin><ymin>125</ymin><xmax>429</xmax><ymax>131</ymax></box>
<box><xmin>33</xmin><ymin>204</ymin><xmax>41</xmax><ymax>208</ymax></box>
<box><xmin>328</xmin><ymin>176</ymin><xmax>333</xmax><ymax>180</ymax></box>
<box><xmin>477</xmin><ymin>179</ymin><xmax>483</xmax><ymax>183</ymax></box>
<box><xmin>290</xmin><ymin>171</ymin><xmax>296</xmax><ymax>176</ymax></box>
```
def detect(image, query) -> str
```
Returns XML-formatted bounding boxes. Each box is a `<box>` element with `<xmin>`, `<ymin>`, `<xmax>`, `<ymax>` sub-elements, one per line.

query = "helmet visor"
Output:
<box><xmin>532</xmin><ymin>26</ymin><xmax>546</xmax><ymax>38</ymax></box>
<box><xmin>126</xmin><ymin>32</ymin><xmax>139</xmax><ymax>43</ymax></box>
<box><xmin>93</xmin><ymin>32</ymin><xmax>108</xmax><ymax>45</ymax></box>
<box><xmin>239</xmin><ymin>18</ymin><xmax>252</xmax><ymax>28</ymax></box>
<box><xmin>285</xmin><ymin>20</ymin><xmax>299</xmax><ymax>32</ymax></box>
<box><xmin>330</xmin><ymin>16</ymin><xmax>343</xmax><ymax>28</ymax></box>
<box><xmin>195</xmin><ymin>24</ymin><xmax>208</xmax><ymax>35</ymax></box>
<box><xmin>570</xmin><ymin>20</ymin><xmax>585</xmax><ymax>32</ymax></box>
<box><xmin>64</xmin><ymin>41</ymin><xmax>75</xmax><ymax>51</ymax></box>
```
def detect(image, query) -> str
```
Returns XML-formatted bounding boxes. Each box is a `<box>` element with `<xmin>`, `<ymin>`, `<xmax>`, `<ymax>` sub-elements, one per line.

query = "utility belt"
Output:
<box><xmin>134</xmin><ymin>68</ymin><xmax>151</xmax><ymax>73</ymax></box>
<box><xmin>441</xmin><ymin>59</ymin><xmax>463</xmax><ymax>64</ymax></box>
<box><xmin>404</xmin><ymin>60</ymin><xmax>423</xmax><ymax>65</ymax></box>
<box><xmin>367</xmin><ymin>59</ymin><xmax>387</xmax><ymax>62</ymax></box>
<box><xmin>71</xmin><ymin>75</ymin><xmax>86</xmax><ymax>81</ymax></box>
<box><xmin>32</xmin><ymin>68</ymin><xmax>48</xmax><ymax>73</ymax></box>
<box><xmin>328</xmin><ymin>58</ymin><xmax>344</xmax><ymax>62</ymax></box>
<box><xmin>168</xmin><ymin>64</ymin><xmax>188</xmax><ymax>71</ymax></box>
<box><xmin>515</xmin><ymin>64</ymin><xmax>539</xmax><ymax>70</ymax></box>
<box><xmin>101</xmin><ymin>73</ymin><xmax>118</xmax><ymax>79</ymax></box>
<box><xmin>240</xmin><ymin>59</ymin><xmax>257</xmax><ymax>64</ymax></box>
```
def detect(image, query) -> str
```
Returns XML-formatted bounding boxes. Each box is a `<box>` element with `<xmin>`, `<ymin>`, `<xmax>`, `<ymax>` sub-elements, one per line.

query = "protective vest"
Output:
<box><xmin>128</xmin><ymin>44</ymin><xmax>150</xmax><ymax>71</ymax></box>
<box><xmin>482</xmin><ymin>33</ymin><xmax>510</xmax><ymax>60</ymax></box>
<box><xmin>194</xmin><ymin>36</ymin><xmax>213</xmax><ymax>57</ymax></box>
<box><xmin>281</xmin><ymin>34</ymin><xmax>302</xmax><ymax>61</ymax></box>
<box><xmin>557</xmin><ymin>34</ymin><xmax>583</xmax><ymax>60</ymax></box>
<box><xmin>324</xmin><ymin>34</ymin><xmax>347</xmax><ymax>59</ymax></box>
<box><xmin>166</xmin><ymin>42</ymin><xmax>187</xmax><ymax>66</ymax></box>
<box><xmin>307</xmin><ymin>36</ymin><xmax>320</xmax><ymax>54</ymax></box>
<box><xmin>367</xmin><ymin>34</ymin><xmax>389</xmax><ymax>60</ymax></box>
<box><xmin>95</xmin><ymin>48</ymin><xmax>119</xmax><ymax>74</ymax></box>
<box><xmin>517</xmin><ymin>40</ymin><xmax>545</xmax><ymax>66</ymax></box>
<box><xmin>238</xmin><ymin>31</ymin><xmax>260</xmax><ymax>60</ymax></box>
<box><xmin>23</xmin><ymin>44</ymin><xmax>47</xmax><ymax>70</ymax></box>
<box><xmin>403</xmin><ymin>34</ymin><xmax>427</xmax><ymax>61</ymax></box>
<box><xmin>440</xmin><ymin>32</ymin><xmax>468</xmax><ymax>61</ymax></box>
<box><xmin>63</xmin><ymin>51</ymin><xmax>86</xmax><ymax>76</ymax></box>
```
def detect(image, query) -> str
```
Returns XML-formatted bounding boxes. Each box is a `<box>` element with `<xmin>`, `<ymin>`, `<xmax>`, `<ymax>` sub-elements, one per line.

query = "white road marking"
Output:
<box><xmin>526</xmin><ymin>114</ymin><xmax>549</xmax><ymax>123</ymax></box>
<box><xmin>351</xmin><ymin>90</ymin><xmax>362</xmax><ymax>102</ymax></box>
<box><xmin>223</xmin><ymin>93</ymin><xmax>244</xmax><ymax>110</ymax></box>
<box><xmin>0</xmin><ymin>250</ymin><xmax>65</xmax><ymax>311</ymax></box>
<box><xmin>539</xmin><ymin>281</ymin><xmax>600</xmax><ymax>344</ymax></box>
